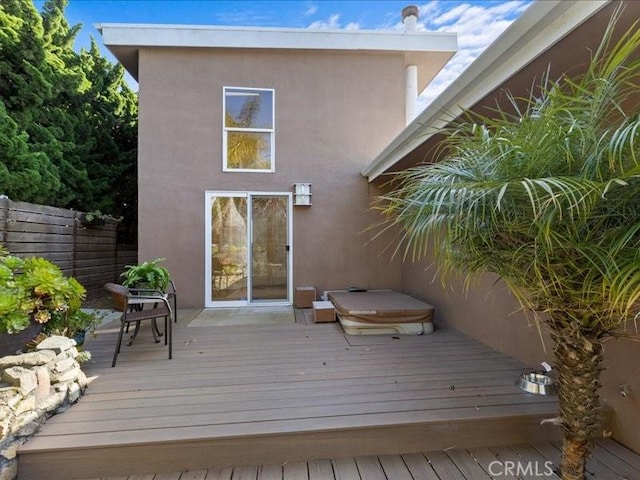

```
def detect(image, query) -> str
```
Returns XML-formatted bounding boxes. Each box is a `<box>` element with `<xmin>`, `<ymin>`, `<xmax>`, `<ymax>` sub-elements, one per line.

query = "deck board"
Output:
<box><xmin>468</xmin><ymin>447</ymin><xmax>518</xmax><ymax>480</ymax></box>
<box><xmin>401</xmin><ymin>453</ymin><xmax>440</xmax><ymax>480</ymax></box>
<box><xmin>354</xmin><ymin>456</ymin><xmax>386</xmax><ymax>480</ymax></box>
<box><xmin>257</xmin><ymin>464</ymin><xmax>283</xmax><ymax>480</ymax></box>
<box><xmin>307</xmin><ymin>459</ymin><xmax>334</xmax><ymax>480</ymax></box>
<box><xmin>206</xmin><ymin>467</ymin><xmax>234</xmax><ymax>480</ymax></box>
<box><xmin>425</xmin><ymin>451</ymin><xmax>466</xmax><ymax>480</ymax></box>
<box><xmin>597</xmin><ymin>438</ymin><xmax>640</xmax><ymax>471</ymax></box>
<box><xmin>20</xmin><ymin>312</ymin><xmax>573</xmax><ymax>479</ymax></box>
<box><xmin>74</xmin><ymin>440</ymin><xmax>640</xmax><ymax>479</ymax></box>
<box><xmin>378</xmin><ymin>455</ymin><xmax>413</xmax><ymax>480</ymax></box>
<box><xmin>283</xmin><ymin>462</ymin><xmax>308</xmax><ymax>480</ymax></box>
<box><xmin>591</xmin><ymin>443</ymin><xmax>640</xmax><ymax>478</ymax></box>
<box><xmin>513</xmin><ymin>443</ymin><xmax>562</xmax><ymax>479</ymax></box>
<box><xmin>446</xmin><ymin>449</ymin><xmax>492</xmax><ymax>479</ymax></box>
<box><xmin>331</xmin><ymin>457</ymin><xmax>360</xmax><ymax>480</ymax></box>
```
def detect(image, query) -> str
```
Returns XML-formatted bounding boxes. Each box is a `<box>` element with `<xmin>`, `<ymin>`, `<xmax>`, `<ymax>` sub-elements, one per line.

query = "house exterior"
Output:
<box><xmin>362</xmin><ymin>0</ymin><xmax>640</xmax><ymax>454</ymax></box>
<box><xmin>99</xmin><ymin>0</ymin><xmax>639</xmax><ymax>456</ymax></box>
<box><xmin>99</xmin><ymin>19</ymin><xmax>457</xmax><ymax>308</ymax></box>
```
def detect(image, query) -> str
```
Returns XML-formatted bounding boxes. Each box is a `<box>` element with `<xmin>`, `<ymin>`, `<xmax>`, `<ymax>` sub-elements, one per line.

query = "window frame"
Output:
<box><xmin>222</xmin><ymin>86</ymin><xmax>275</xmax><ymax>173</ymax></box>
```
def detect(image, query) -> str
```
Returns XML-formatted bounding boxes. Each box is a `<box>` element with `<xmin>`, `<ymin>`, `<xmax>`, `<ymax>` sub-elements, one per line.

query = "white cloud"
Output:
<box><xmin>432</xmin><ymin>3</ymin><xmax>472</xmax><ymax>26</ymax></box>
<box><xmin>415</xmin><ymin>0</ymin><xmax>532</xmax><ymax>113</ymax></box>
<box><xmin>301</xmin><ymin>1</ymin><xmax>531</xmax><ymax>115</ymax></box>
<box><xmin>304</xmin><ymin>3</ymin><xmax>318</xmax><ymax>16</ymax></box>
<box><xmin>308</xmin><ymin>13</ymin><xmax>360</xmax><ymax>31</ymax></box>
<box><xmin>308</xmin><ymin>13</ymin><xmax>341</xmax><ymax>30</ymax></box>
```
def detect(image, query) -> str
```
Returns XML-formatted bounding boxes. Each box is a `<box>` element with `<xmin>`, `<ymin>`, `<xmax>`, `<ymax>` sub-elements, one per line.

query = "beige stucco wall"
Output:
<box><xmin>401</xmin><ymin>253</ymin><xmax>640</xmax><ymax>453</ymax></box>
<box><xmin>137</xmin><ymin>48</ymin><xmax>405</xmax><ymax>307</ymax></box>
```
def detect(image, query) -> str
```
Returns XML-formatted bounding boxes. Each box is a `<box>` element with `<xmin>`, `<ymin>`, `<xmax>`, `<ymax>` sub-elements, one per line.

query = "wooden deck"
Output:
<box><xmin>19</xmin><ymin>309</ymin><xmax>577</xmax><ymax>479</ymax></box>
<box><xmin>76</xmin><ymin>439</ymin><xmax>640</xmax><ymax>479</ymax></box>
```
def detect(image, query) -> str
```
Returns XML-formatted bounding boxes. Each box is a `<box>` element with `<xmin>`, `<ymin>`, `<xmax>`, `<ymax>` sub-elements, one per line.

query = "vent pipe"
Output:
<box><xmin>402</xmin><ymin>5</ymin><xmax>419</xmax><ymax>32</ymax></box>
<box><xmin>403</xmin><ymin>6</ymin><xmax>419</xmax><ymax>124</ymax></box>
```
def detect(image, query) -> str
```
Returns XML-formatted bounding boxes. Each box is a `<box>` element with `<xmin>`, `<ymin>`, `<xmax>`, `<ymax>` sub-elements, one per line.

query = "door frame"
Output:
<box><xmin>204</xmin><ymin>190</ymin><xmax>293</xmax><ymax>308</ymax></box>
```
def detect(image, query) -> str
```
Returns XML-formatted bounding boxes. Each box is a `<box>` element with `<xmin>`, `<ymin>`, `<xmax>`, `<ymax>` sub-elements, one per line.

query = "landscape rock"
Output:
<box><xmin>0</xmin><ymin>336</ymin><xmax>88</xmax><ymax>480</ymax></box>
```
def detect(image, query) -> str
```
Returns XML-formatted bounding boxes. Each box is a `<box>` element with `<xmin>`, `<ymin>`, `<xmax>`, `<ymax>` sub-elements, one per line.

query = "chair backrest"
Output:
<box><xmin>105</xmin><ymin>283</ymin><xmax>129</xmax><ymax>312</ymax></box>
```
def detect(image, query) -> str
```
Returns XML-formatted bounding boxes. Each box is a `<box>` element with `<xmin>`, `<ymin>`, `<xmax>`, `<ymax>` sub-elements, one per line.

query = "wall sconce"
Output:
<box><xmin>294</xmin><ymin>183</ymin><xmax>312</xmax><ymax>206</ymax></box>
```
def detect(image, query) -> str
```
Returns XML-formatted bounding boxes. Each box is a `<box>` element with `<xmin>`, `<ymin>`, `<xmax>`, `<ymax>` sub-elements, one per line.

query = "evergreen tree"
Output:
<box><xmin>38</xmin><ymin>0</ymin><xmax>93</xmax><ymax>208</ymax></box>
<box><xmin>0</xmin><ymin>0</ymin><xmax>138</xmax><ymax>239</ymax></box>
<box><xmin>79</xmin><ymin>40</ymin><xmax>138</xmax><ymax>240</ymax></box>
<box><xmin>0</xmin><ymin>100</ymin><xmax>60</xmax><ymax>202</ymax></box>
<box><xmin>0</xmin><ymin>0</ymin><xmax>60</xmax><ymax>205</ymax></box>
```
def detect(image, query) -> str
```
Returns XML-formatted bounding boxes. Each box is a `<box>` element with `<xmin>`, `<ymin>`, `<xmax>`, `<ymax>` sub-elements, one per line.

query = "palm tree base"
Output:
<box><xmin>552</xmin><ymin>327</ymin><xmax>604</xmax><ymax>480</ymax></box>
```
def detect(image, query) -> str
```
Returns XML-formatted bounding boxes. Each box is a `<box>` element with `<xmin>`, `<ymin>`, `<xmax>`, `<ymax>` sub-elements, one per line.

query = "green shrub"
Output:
<box><xmin>0</xmin><ymin>247</ymin><xmax>95</xmax><ymax>337</ymax></box>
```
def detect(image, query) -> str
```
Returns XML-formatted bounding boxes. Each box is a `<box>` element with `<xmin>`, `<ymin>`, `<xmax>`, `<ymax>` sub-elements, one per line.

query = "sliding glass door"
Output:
<box><xmin>205</xmin><ymin>192</ymin><xmax>291</xmax><ymax>306</ymax></box>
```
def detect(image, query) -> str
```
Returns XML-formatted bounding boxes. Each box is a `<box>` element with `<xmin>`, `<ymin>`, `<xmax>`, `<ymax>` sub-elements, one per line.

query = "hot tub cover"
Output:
<box><xmin>328</xmin><ymin>290</ymin><xmax>434</xmax><ymax>324</ymax></box>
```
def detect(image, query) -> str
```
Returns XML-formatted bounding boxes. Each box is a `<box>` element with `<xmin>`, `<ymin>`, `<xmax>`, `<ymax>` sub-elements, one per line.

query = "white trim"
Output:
<box><xmin>97</xmin><ymin>24</ymin><xmax>457</xmax><ymax>88</ymax></box>
<box><xmin>361</xmin><ymin>0</ymin><xmax>609</xmax><ymax>181</ymax></box>
<box><xmin>223</xmin><ymin>86</ymin><xmax>275</xmax><ymax>173</ymax></box>
<box><xmin>97</xmin><ymin>23</ymin><xmax>457</xmax><ymax>54</ymax></box>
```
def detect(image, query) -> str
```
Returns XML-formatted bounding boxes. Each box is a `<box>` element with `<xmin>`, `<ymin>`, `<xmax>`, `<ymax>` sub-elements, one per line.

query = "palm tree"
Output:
<box><xmin>376</xmin><ymin>13</ymin><xmax>640</xmax><ymax>480</ymax></box>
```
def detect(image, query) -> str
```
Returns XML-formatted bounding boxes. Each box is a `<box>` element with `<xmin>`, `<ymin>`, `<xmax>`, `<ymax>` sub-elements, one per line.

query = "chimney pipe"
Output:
<box><xmin>402</xmin><ymin>5</ymin><xmax>419</xmax><ymax>32</ymax></box>
<box><xmin>402</xmin><ymin>6</ymin><xmax>419</xmax><ymax>123</ymax></box>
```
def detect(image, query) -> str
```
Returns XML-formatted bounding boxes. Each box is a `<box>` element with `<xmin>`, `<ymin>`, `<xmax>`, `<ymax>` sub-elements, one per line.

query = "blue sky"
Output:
<box><xmin>35</xmin><ymin>0</ymin><xmax>532</xmax><ymax>110</ymax></box>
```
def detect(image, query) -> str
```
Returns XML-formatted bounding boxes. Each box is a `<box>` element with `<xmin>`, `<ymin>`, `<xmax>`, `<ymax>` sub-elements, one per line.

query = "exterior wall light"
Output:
<box><xmin>294</xmin><ymin>183</ymin><xmax>312</xmax><ymax>206</ymax></box>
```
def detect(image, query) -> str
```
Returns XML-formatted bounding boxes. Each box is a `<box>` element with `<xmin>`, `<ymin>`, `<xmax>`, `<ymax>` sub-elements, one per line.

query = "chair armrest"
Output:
<box><xmin>129</xmin><ymin>288</ymin><xmax>165</xmax><ymax>296</ymax></box>
<box><xmin>127</xmin><ymin>294</ymin><xmax>171</xmax><ymax>309</ymax></box>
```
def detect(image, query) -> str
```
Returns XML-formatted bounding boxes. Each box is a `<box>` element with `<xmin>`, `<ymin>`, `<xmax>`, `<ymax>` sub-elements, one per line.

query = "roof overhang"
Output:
<box><xmin>362</xmin><ymin>0</ymin><xmax>612</xmax><ymax>181</ymax></box>
<box><xmin>97</xmin><ymin>23</ymin><xmax>457</xmax><ymax>86</ymax></box>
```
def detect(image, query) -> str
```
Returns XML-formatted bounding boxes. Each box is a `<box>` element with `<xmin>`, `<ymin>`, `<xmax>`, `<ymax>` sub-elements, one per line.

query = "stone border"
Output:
<box><xmin>0</xmin><ymin>336</ymin><xmax>88</xmax><ymax>480</ymax></box>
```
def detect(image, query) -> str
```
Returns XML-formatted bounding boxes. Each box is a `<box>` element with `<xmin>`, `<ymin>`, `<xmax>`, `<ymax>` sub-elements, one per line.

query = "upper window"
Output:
<box><xmin>223</xmin><ymin>87</ymin><xmax>275</xmax><ymax>172</ymax></box>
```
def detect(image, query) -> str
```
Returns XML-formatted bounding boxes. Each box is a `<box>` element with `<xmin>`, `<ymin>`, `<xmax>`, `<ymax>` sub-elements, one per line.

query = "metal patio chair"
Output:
<box><xmin>105</xmin><ymin>282</ymin><xmax>173</xmax><ymax>367</ymax></box>
<box><xmin>167</xmin><ymin>279</ymin><xmax>178</xmax><ymax>323</ymax></box>
<box><xmin>128</xmin><ymin>279</ymin><xmax>178</xmax><ymax>323</ymax></box>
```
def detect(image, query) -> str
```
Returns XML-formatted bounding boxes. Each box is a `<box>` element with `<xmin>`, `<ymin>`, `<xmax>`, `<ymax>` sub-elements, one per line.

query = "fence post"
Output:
<box><xmin>0</xmin><ymin>197</ymin><xmax>8</xmax><ymax>246</ymax></box>
<box><xmin>73</xmin><ymin>212</ymin><xmax>79</xmax><ymax>278</ymax></box>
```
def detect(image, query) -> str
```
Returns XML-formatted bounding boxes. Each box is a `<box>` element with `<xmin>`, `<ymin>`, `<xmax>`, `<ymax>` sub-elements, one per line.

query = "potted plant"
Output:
<box><xmin>79</xmin><ymin>210</ymin><xmax>121</xmax><ymax>227</ymax></box>
<box><xmin>120</xmin><ymin>258</ymin><xmax>171</xmax><ymax>292</ymax></box>
<box><xmin>44</xmin><ymin>309</ymin><xmax>101</xmax><ymax>346</ymax></box>
<box><xmin>0</xmin><ymin>247</ymin><xmax>92</xmax><ymax>355</ymax></box>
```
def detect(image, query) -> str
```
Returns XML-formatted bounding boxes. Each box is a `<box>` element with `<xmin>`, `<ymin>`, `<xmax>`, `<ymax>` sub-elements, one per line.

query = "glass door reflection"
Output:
<box><xmin>211</xmin><ymin>195</ymin><xmax>248</xmax><ymax>301</ymax></box>
<box><xmin>250</xmin><ymin>196</ymin><xmax>288</xmax><ymax>302</ymax></box>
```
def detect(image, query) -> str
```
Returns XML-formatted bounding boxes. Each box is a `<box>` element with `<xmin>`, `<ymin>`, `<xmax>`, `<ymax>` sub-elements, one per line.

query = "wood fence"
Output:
<box><xmin>0</xmin><ymin>198</ymin><xmax>136</xmax><ymax>292</ymax></box>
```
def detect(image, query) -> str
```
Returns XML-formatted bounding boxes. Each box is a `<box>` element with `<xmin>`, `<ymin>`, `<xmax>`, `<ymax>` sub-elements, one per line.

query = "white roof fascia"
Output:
<box><xmin>97</xmin><ymin>23</ymin><xmax>457</xmax><ymax>54</ymax></box>
<box><xmin>97</xmin><ymin>23</ymin><xmax>457</xmax><ymax>89</ymax></box>
<box><xmin>362</xmin><ymin>0</ymin><xmax>610</xmax><ymax>181</ymax></box>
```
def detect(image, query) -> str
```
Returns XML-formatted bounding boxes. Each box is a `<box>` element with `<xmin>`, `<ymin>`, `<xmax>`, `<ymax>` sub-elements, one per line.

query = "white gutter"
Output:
<box><xmin>97</xmin><ymin>22</ymin><xmax>457</xmax><ymax>89</ymax></box>
<box><xmin>96</xmin><ymin>22</ymin><xmax>456</xmax><ymax>54</ymax></box>
<box><xmin>362</xmin><ymin>0</ymin><xmax>610</xmax><ymax>181</ymax></box>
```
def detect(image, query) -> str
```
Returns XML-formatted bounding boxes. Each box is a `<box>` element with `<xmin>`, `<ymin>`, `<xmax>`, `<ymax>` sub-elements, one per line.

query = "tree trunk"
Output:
<box><xmin>552</xmin><ymin>326</ymin><xmax>604</xmax><ymax>480</ymax></box>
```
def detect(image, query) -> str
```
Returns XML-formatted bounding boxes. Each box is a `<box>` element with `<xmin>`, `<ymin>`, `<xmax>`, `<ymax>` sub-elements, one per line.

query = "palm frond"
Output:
<box><xmin>374</xmin><ymin>10</ymin><xmax>640</xmax><ymax>333</ymax></box>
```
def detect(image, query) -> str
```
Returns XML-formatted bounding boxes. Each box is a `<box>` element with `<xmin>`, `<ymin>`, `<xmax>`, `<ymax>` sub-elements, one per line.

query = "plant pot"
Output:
<box><xmin>0</xmin><ymin>321</ymin><xmax>44</xmax><ymax>357</ymax></box>
<box><xmin>73</xmin><ymin>330</ymin><xmax>87</xmax><ymax>346</ymax></box>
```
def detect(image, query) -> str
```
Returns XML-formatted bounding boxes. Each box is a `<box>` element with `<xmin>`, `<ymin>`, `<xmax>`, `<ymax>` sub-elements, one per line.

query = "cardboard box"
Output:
<box><xmin>313</xmin><ymin>301</ymin><xmax>336</xmax><ymax>323</ymax></box>
<box><xmin>295</xmin><ymin>286</ymin><xmax>316</xmax><ymax>308</ymax></box>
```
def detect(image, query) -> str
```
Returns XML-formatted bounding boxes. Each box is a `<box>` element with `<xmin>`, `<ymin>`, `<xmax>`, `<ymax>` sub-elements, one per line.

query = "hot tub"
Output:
<box><xmin>327</xmin><ymin>290</ymin><xmax>435</xmax><ymax>335</ymax></box>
